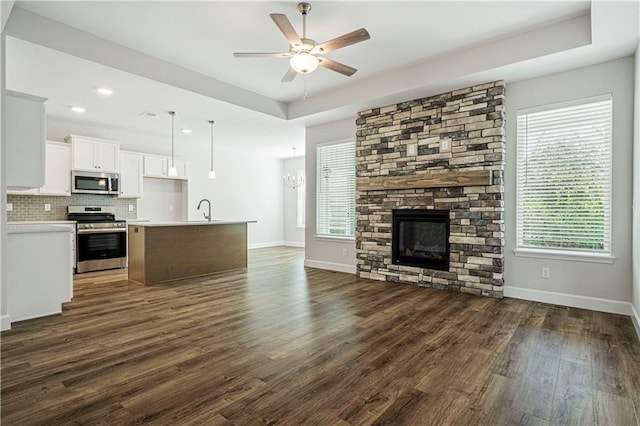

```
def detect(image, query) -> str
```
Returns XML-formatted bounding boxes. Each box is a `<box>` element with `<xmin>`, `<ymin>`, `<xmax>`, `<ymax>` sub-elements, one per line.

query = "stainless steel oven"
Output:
<box><xmin>68</xmin><ymin>206</ymin><xmax>127</xmax><ymax>273</ymax></box>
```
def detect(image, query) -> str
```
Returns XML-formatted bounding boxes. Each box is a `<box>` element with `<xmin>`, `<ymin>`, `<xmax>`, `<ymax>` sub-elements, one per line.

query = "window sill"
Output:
<box><xmin>513</xmin><ymin>248</ymin><xmax>615</xmax><ymax>264</ymax></box>
<box><xmin>315</xmin><ymin>235</ymin><xmax>355</xmax><ymax>243</ymax></box>
<box><xmin>296</xmin><ymin>226</ymin><xmax>306</xmax><ymax>230</ymax></box>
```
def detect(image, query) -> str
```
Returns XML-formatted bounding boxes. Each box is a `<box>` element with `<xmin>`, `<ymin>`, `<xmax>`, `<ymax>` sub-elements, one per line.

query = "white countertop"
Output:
<box><xmin>7</xmin><ymin>224</ymin><xmax>75</xmax><ymax>234</ymax></box>
<box><xmin>8</xmin><ymin>220</ymin><xmax>76</xmax><ymax>225</ymax></box>
<box><xmin>128</xmin><ymin>220</ymin><xmax>257</xmax><ymax>227</ymax></box>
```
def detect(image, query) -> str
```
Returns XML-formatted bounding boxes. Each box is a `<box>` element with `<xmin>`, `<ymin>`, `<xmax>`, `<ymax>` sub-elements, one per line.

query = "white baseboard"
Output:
<box><xmin>504</xmin><ymin>286</ymin><xmax>633</xmax><ymax>316</ymax></box>
<box><xmin>284</xmin><ymin>241</ymin><xmax>305</xmax><ymax>248</ymax></box>
<box><xmin>248</xmin><ymin>241</ymin><xmax>285</xmax><ymax>250</ymax></box>
<box><xmin>1</xmin><ymin>314</ymin><xmax>11</xmax><ymax>331</ymax></box>
<box><xmin>304</xmin><ymin>259</ymin><xmax>356</xmax><ymax>274</ymax></box>
<box><xmin>631</xmin><ymin>303</ymin><xmax>640</xmax><ymax>342</ymax></box>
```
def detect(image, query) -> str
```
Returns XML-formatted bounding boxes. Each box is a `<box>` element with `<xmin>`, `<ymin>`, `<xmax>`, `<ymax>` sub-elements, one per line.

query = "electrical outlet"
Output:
<box><xmin>541</xmin><ymin>267</ymin><xmax>550</xmax><ymax>279</ymax></box>
<box><xmin>342</xmin><ymin>248</ymin><xmax>348</xmax><ymax>257</ymax></box>
<box><xmin>44</xmin><ymin>204</ymin><xmax>51</xmax><ymax>212</ymax></box>
<box><xmin>441</xmin><ymin>138</ymin><xmax>451</xmax><ymax>152</ymax></box>
<box><xmin>407</xmin><ymin>144</ymin><xmax>417</xmax><ymax>156</ymax></box>
<box><xmin>129</xmin><ymin>204</ymin><xmax>134</xmax><ymax>211</ymax></box>
<box><xmin>6</xmin><ymin>203</ymin><xmax>13</xmax><ymax>212</ymax></box>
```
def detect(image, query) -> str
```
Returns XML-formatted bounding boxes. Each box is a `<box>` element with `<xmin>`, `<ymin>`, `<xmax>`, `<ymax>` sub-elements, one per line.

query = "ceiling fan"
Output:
<box><xmin>233</xmin><ymin>2</ymin><xmax>370</xmax><ymax>82</ymax></box>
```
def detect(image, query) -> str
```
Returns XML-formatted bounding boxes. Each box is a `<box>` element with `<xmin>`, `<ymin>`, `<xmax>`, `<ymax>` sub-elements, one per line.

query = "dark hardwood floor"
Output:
<box><xmin>2</xmin><ymin>247</ymin><xmax>639</xmax><ymax>425</ymax></box>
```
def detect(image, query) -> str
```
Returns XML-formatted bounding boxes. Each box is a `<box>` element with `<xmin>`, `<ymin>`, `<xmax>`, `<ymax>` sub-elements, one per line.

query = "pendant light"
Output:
<box><xmin>168</xmin><ymin>111</ymin><xmax>178</xmax><ymax>177</ymax></box>
<box><xmin>208</xmin><ymin>120</ymin><xmax>216</xmax><ymax>179</ymax></box>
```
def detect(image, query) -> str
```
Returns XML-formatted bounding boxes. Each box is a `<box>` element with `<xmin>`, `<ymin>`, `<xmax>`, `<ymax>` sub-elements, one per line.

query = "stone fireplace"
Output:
<box><xmin>355</xmin><ymin>81</ymin><xmax>505</xmax><ymax>298</ymax></box>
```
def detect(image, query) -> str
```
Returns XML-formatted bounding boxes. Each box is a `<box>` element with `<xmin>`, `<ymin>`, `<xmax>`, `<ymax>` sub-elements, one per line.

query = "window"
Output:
<box><xmin>316</xmin><ymin>140</ymin><xmax>356</xmax><ymax>238</ymax></box>
<box><xmin>296</xmin><ymin>168</ymin><xmax>305</xmax><ymax>228</ymax></box>
<box><xmin>516</xmin><ymin>95</ymin><xmax>612</xmax><ymax>254</ymax></box>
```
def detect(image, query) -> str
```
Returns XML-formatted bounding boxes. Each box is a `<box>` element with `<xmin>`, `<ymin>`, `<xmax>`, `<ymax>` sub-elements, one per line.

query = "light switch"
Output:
<box><xmin>169</xmin><ymin>204</ymin><xmax>174</xmax><ymax>211</ymax></box>
<box><xmin>441</xmin><ymin>138</ymin><xmax>451</xmax><ymax>152</ymax></box>
<box><xmin>44</xmin><ymin>204</ymin><xmax>51</xmax><ymax>211</ymax></box>
<box><xmin>129</xmin><ymin>204</ymin><xmax>134</xmax><ymax>211</ymax></box>
<box><xmin>6</xmin><ymin>203</ymin><xmax>13</xmax><ymax>212</ymax></box>
<box><xmin>407</xmin><ymin>144</ymin><xmax>417</xmax><ymax>156</ymax></box>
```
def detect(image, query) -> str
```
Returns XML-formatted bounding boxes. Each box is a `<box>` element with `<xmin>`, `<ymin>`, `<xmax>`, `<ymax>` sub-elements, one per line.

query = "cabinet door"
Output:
<box><xmin>144</xmin><ymin>155</ymin><xmax>167</xmax><ymax>178</ymax></box>
<box><xmin>40</xmin><ymin>143</ymin><xmax>71</xmax><ymax>196</ymax></box>
<box><xmin>175</xmin><ymin>160</ymin><xmax>188</xmax><ymax>178</ymax></box>
<box><xmin>97</xmin><ymin>141</ymin><xmax>119</xmax><ymax>173</ymax></box>
<box><xmin>119</xmin><ymin>152</ymin><xmax>143</xmax><ymax>198</ymax></box>
<box><xmin>6</xmin><ymin>91</ymin><xmax>46</xmax><ymax>189</ymax></box>
<box><xmin>72</xmin><ymin>138</ymin><xmax>97</xmax><ymax>171</ymax></box>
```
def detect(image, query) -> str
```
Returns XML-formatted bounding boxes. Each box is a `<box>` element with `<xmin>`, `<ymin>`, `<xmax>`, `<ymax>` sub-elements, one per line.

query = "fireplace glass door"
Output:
<box><xmin>392</xmin><ymin>209</ymin><xmax>450</xmax><ymax>271</ymax></box>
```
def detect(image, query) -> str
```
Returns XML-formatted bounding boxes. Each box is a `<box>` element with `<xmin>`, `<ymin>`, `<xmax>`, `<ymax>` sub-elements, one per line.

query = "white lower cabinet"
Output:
<box><xmin>7</xmin><ymin>225</ymin><xmax>73</xmax><ymax>324</ymax></box>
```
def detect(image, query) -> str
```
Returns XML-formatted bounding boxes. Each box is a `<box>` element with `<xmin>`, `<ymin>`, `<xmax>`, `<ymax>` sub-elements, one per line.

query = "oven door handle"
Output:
<box><xmin>77</xmin><ymin>228</ymin><xmax>127</xmax><ymax>234</ymax></box>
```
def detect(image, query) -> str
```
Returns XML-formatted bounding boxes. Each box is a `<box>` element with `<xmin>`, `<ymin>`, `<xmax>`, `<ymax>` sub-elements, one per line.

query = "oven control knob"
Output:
<box><xmin>89</xmin><ymin>224</ymin><xmax>95</xmax><ymax>228</ymax></box>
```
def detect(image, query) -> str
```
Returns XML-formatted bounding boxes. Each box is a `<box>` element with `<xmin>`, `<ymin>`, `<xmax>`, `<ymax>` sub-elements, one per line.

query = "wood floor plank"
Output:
<box><xmin>2</xmin><ymin>247</ymin><xmax>639</xmax><ymax>425</ymax></box>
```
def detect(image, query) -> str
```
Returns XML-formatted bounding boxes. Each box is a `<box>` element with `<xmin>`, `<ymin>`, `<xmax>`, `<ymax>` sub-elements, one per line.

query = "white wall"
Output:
<box><xmin>305</xmin><ymin>118</ymin><xmax>356</xmax><ymax>273</ymax></box>
<box><xmin>504</xmin><ymin>57</ymin><xmax>634</xmax><ymax>313</ymax></box>
<box><xmin>1</xmin><ymin>33</ymin><xmax>10</xmax><ymax>330</ymax></box>
<box><xmin>182</xmin><ymin>142</ymin><xmax>284</xmax><ymax>249</ymax></box>
<box><xmin>137</xmin><ymin>178</ymin><xmax>187</xmax><ymax>222</ymax></box>
<box><xmin>283</xmin><ymin>156</ymin><xmax>305</xmax><ymax>247</ymax></box>
<box><xmin>632</xmin><ymin>43</ymin><xmax>640</xmax><ymax>334</ymax></box>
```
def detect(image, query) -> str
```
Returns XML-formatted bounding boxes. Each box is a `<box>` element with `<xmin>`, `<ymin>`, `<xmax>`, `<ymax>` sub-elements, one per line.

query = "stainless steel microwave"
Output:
<box><xmin>71</xmin><ymin>171</ymin><xmax>119</xmax><ymax>195</ymax></box>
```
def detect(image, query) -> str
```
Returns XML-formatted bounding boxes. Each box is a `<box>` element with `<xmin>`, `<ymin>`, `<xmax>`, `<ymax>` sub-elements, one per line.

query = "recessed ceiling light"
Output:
<box><xmin>181</xmin><ymin>128</ymin><xmax>192</xmax><ymax>134</ymax></box>
<box><xmin>96</xmin><ymin>87</ymin><xmax>113</xmax><ymax>96</ymax></box>
<box><xmin>71</xmin><ymin>106</ymin><xmax>86</xmax><ymax>113</ymax></box>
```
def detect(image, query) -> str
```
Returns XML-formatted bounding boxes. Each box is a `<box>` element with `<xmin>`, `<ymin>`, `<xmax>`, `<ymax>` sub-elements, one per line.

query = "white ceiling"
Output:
<box><xmin>4</xmin><ymin>1</ymin><xmax>639</xmax><ymax>158</ymax></box>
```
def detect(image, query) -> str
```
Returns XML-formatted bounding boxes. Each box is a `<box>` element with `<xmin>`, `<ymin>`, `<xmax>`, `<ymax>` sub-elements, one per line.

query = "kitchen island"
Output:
<box><xmin>127</xmin><ymin>221</ymin><xmax>255</xmax><ymax>285</ymax></box>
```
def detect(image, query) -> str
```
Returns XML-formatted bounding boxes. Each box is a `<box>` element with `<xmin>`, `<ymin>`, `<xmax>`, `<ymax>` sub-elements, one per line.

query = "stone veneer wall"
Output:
<box><xmin>355</xmin><ymin>81</ymin><xmax>506</xmax><ymax>298</ymax></box>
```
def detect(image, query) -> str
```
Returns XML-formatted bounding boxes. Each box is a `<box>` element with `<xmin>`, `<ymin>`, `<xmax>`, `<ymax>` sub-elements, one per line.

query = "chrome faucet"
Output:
<box><xmin>197</xmin><ymin>199</ymin><xmax>212</xmax><ymax>222</ymax></box>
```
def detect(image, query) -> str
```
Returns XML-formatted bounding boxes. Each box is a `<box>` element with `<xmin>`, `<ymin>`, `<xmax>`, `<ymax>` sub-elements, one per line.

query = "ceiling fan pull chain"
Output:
<box><xmin>303</xmin><ymin>77</ymin><xmax>308</xmax><ymax>101</ymax></box>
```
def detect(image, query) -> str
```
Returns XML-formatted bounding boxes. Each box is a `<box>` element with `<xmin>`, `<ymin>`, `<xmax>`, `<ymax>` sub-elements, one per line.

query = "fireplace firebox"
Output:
<box><xmin>392</xmin><ymin>209</ymin><xmax>450</xmax><ymax>271</ymax></box>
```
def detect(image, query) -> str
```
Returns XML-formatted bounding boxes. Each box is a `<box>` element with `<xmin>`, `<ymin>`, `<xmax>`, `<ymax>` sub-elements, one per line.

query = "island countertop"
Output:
<box><xmin>128</xmin><ymin>220</ymin><xmax>256</xmax><ymax>227</ymax></box>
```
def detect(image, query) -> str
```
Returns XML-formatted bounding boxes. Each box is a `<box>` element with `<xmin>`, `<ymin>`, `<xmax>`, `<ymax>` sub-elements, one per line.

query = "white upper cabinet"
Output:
<box><xmin>143</xmin><ymin>155</ymin><xmax>168</xmax><ymax>178</ymax></box>
<box><xmin>40</xmin><ymin>142</ymin><xmax>71</xmax><ymax>196</ymax></box>
<box><xmin>174</xmin><ymin>160</ymin><xmax>188</xmax><ymax>179</ymax></box>
<box><xmin>119</xmin><ymin>151</ymin><xmax>143</xmax><ymax>198</ymax></box>
<box><xmin>66</xmin><ymin>135</ymin><xmax>120</xmax><ymax>173</ymax></box>
<box><xmin>143</xmin><ymin>155</ymin><xmax>188</xmax><ymax>179</ymax></box>
<box><xmin>6</xmin><ymin>91</ymin><xmax>47</xmax><ymax>190</ymax></box>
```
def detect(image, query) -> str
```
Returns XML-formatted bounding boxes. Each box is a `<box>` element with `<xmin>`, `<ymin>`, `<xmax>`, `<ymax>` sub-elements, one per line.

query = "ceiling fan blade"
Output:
<box><xmin>233</xmin><ymin>52</ymin><xmax>291</xmax><ymax>58</ymax></box>
<box><xmin>314</xmin><ymin>28</ymin><xmax>370</xmax><ymax>54</ymax></box>
<box><xmin>281</xmin><ymin>66</ymin><xmax>297</xmax><ymax>83</ymax></box>
<box><xmin>318</xmin><ymin>57</ymin><xmax>357</xmax><ymax>77</ymax></box>
<box><xmin>270</xmin><ymin>13</ymin><xmax>302</xmax><ymax>46</ymax></box>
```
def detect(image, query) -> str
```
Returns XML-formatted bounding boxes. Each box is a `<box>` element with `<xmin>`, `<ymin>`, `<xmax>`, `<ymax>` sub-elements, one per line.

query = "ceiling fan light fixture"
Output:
<box><xmin>290</xmin><ymin>52</ymin><xmax>319</xmax><ymax>74</ymax></box>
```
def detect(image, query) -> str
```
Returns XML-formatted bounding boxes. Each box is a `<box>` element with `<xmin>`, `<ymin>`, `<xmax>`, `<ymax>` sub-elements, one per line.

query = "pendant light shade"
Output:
<box><xmin>168</xmin><ymin>111</ymin><xmax>178</xmax><ymax>177</ymax></box>
<box><xmin>208</xmin><ymin>120</ymin><xmax>216</xmax><ymax>179</ymax></box>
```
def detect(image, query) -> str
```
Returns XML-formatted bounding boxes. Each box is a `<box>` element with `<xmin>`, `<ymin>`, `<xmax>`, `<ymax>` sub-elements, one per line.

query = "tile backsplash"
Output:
<box><xmin>7</xmin><ymin>194</ymin><xmax>137</xmax><ymax>221</ymax></box>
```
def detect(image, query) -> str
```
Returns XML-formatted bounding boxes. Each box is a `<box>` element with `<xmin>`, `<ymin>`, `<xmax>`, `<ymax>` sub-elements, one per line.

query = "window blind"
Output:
<box><xmin>516</xmin><ymin>95</ymin><xmax>612</xmax><ymax>253</ymax></box>
<box><xmin>316</xmin><ymin>140</ymin><xmax>356</xmax><ymax>237</ymax></box>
